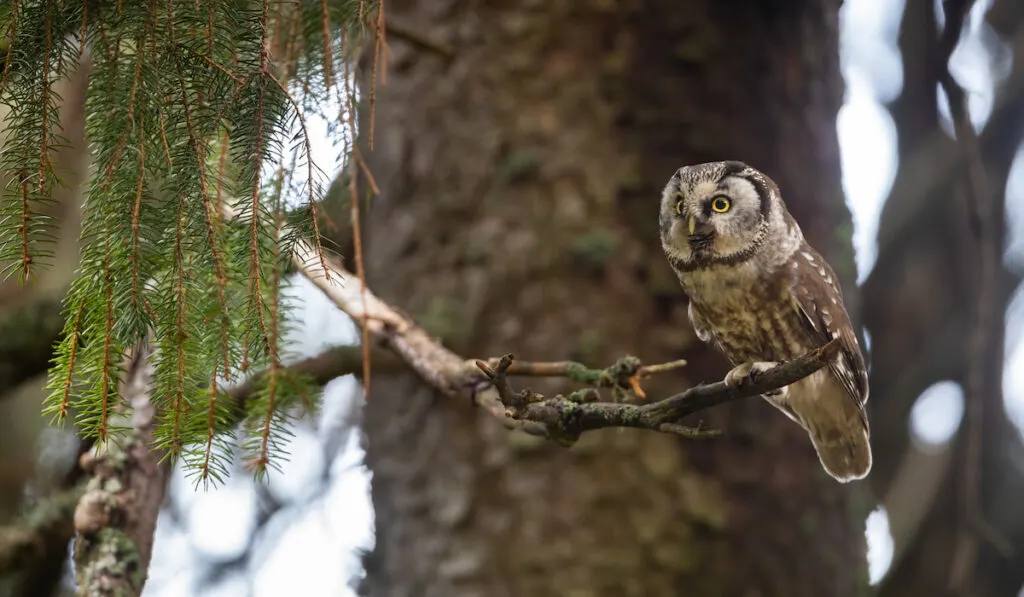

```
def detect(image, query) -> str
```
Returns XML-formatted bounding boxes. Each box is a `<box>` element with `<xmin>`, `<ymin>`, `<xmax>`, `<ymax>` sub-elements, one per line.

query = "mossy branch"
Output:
<box><xmin>72</xmin><ymin>342</ymin><xmax>170</xmax><ymax>597</ymax></box>
<box><xmin>475</xmin><ymin>341</ymin><xmax>841</xmax><ymax>446</ymax></box>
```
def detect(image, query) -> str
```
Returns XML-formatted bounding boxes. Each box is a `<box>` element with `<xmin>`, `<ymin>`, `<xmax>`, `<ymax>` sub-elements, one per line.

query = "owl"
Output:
<box><xmin>659</xmin><ymin>160</ymin><xmax>871</xmax><ymax>483</ymax></box>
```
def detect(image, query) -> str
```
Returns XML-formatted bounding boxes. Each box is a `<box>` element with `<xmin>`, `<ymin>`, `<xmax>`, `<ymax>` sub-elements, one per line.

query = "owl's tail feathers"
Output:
<box><xmin>806</xmin><ymin>421</ymin><xmax>872</xmax><ymax>483</ymax></box>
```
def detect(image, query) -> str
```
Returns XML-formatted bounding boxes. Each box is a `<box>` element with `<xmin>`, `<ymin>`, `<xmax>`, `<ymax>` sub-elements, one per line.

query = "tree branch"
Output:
<box><xmin>228</xmin><ymin>346</ymin><xmax>686</xmax><ymax>407</ymax></box>
<box><xmin>225</xmin><ymin>344</ymin><xmax>402</xmax><ymax>408</ymax></box>
<box><xmin>291</xmin><ymin>237</ymin><xmax>552</xmax><ymax>432</ymax></box>
<box><xmin>474</xmin><ymin>340</ymin><xmax>840</xmax><ymax>445</ymax></box>
<box><xmin>72</xmin><ymin>342</ymin><xmax>171</xmax><ymax>597</ymax></box>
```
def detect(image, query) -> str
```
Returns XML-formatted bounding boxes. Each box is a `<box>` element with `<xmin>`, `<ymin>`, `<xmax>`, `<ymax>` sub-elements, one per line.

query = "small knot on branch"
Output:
<box><xmin>475</xmin><ymin>354</ymin><xmax>529</xmax><ymax>411</ymax></box>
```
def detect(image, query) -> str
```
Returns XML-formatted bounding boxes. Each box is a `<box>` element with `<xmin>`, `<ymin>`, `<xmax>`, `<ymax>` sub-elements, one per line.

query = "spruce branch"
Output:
<box><xmin>242</xmin><ymin>1</ymin><xmax>273</xmax><ymax>366</ymax></box>
<box><xmin>0</xmin><ymin>0</ymin><xmax>79</xmax><ymax>280</ymax></box>
<box><xmin>318</xmin><ymin>0</ymin><xmax>334</xmax><ymax>89</ymax></box>
<box><xmin>0</xmin><ymin>1</ymin><xmax>386</xmax><ymax>479</ymax></box>
<box><xmin>98</xmin><ymin>234</ymin><xmax>115</xmax><ymax>442</ymax></box>
<box><xmin>37</xmin><ymin>0</ymin><xmax>52</xmax><ymax>206</ymax></box>
<box><xmin>199</xmin><ymin>366</ymin><xmax>220</xmax><ymax>484</ymax></box>
<box><xmin>367</xmin><ymin>0</ymin><xmax>385</xmax><ymax>150</ymax></box>
<box><xmin>53</xmin><ymin>300</ymin><xmax>85</xmax><ymax>420</ymax></box>
<box><xmin>173</xmin><ymin>35</ymin><xmax>233</xmax><ymax>382</ymax></box>
<box><xmin>267</xmin><ymin>69</ymin><xmax>331</xmax><ymax>284</ymax></box>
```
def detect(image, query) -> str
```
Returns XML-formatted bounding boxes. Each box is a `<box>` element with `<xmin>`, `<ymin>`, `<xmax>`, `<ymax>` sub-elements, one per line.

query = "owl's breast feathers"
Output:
<box><xmin>685</xmin><ymin>265</ymin><xmax>807</xmax><ymax>364</ymax></box>
<box><xmin>681</xmin><ymin>246</ymin><xmax>869</xmax><ymax>423</ymax></box>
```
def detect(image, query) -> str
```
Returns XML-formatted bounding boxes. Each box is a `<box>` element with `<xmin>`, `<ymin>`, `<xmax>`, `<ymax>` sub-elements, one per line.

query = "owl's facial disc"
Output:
<box><xmin>660</xmin><ymin>161</ymin><xmax>773</xmax><ymax>270</ymax></box>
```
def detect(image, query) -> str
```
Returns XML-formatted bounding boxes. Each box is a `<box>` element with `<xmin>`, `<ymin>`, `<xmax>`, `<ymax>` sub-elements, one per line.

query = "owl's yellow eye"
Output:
<box><xmin>710</xmin><ymin>196</ymin><xmax>731</xmax><ymax>213</ymax></box>
<box><xmin>675</xmin><ymin>196</ymin><xmax>684</xmax><ymax>215</ymax></box>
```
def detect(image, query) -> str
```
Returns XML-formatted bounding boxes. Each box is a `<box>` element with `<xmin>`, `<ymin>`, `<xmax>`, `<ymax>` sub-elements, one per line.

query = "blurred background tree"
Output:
<box><xmin>1</xmin><ymin>0</ymin><xmax>1024</xmax><ymax>596</ymax></box>
<box><xmin>356</xmin><ymin>1</ymin><xmax>865</xmax><ymax>595</ymax></box>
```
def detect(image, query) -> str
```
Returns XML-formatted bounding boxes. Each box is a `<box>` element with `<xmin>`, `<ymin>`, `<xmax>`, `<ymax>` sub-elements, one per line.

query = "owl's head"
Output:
<box><xmin>659</xmin><ymin>160</ymin><xmax>793</xmax><ymax>270</ymax></box>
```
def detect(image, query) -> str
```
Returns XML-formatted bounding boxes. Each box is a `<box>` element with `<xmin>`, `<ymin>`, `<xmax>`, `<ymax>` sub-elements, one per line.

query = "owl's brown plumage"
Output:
<box><xmin>659</xmin><ymin>161</ymin><xmax>871</xmax><ymax>483</ymax></box>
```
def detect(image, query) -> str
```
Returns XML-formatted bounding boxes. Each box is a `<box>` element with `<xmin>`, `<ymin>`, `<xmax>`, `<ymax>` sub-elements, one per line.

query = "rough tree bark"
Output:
<box><xmin>358</xmin><ymin>1</ymin><xmax>869</xmax><ymax>596</ymax></box>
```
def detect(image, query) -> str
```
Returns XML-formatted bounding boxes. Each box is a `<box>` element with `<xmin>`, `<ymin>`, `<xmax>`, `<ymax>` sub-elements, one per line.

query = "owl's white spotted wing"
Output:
<box><xmin>787</xmin><ymin>249</ymin><xmax>870</xmax><ymax>429</ymax></box>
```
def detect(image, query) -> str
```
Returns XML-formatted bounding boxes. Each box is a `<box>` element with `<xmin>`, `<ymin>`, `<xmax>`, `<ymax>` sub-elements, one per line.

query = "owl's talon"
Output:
<box><xmin>723</xmin><ymin>364</ymin><xmax>748</xmax><ymax>388</ymax></box>
<box><xmin>724</xmin><ymin>361</ymin><xmax>779</xmax><ymax>389</ymax></box>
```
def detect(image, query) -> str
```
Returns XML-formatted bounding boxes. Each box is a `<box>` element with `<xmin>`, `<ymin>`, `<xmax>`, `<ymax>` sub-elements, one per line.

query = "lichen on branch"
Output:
<box><xmin>475</xmin><ymin>340</ymin><xmax>842</xmax><ymax>446</ymax></box>
<box><xmin>72</xmin><ymin>342</ymin><xmax>169</xmax><ymax>597</ymax></box>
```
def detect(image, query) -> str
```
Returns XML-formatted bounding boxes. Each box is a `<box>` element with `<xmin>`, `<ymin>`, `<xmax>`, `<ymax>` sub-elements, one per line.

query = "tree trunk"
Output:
<box><xmin>358</xmin><ymin>2</ymin><xmax>868</xmax><ymax>596</ymax></box>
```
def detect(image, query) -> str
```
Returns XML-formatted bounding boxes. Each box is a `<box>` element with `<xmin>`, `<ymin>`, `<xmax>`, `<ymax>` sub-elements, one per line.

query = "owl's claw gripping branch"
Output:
<box><xmin>475</xmin><ymin>339</ymin><xmax>841</xmax><ymax>445</ymax></box>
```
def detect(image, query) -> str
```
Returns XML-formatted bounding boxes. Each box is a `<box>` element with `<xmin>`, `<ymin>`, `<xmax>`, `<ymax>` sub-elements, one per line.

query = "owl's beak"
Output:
<box><xmin>686</xmin><ymin>215</ymin><xmax>715</xmax><ymax>250</ymax></box>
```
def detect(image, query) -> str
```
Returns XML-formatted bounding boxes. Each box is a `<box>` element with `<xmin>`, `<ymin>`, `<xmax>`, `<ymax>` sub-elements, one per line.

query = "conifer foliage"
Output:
<box><xmin>0</xmin><ymin>0</ymin><xmax>377</xmax><ymax>485</ymax></box>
